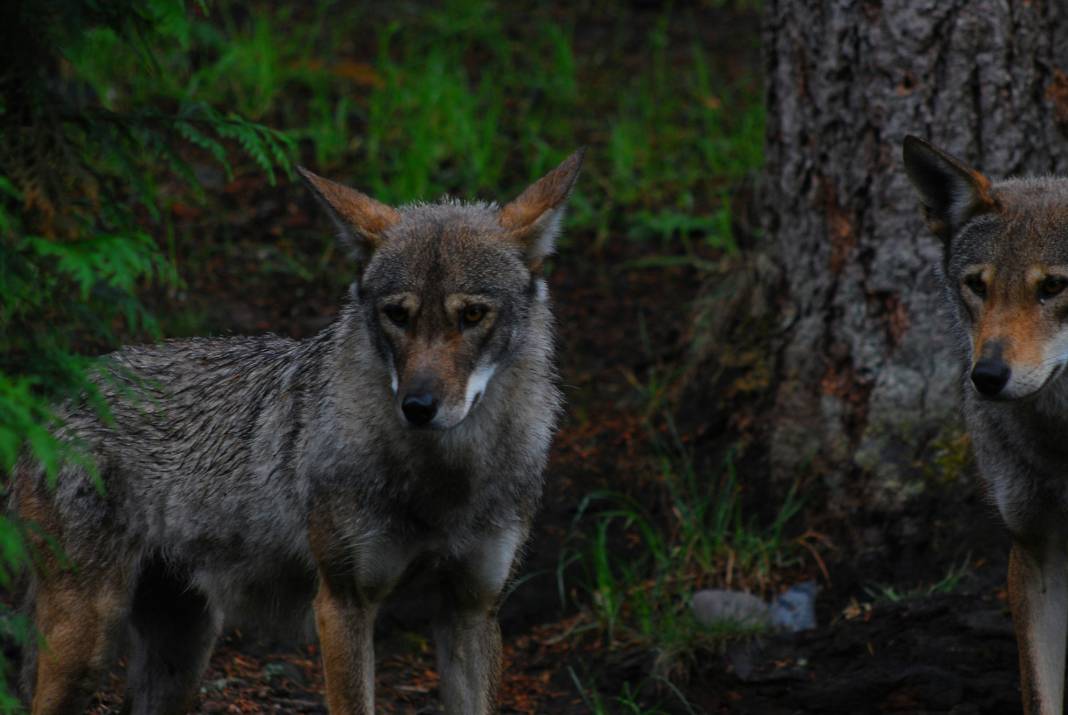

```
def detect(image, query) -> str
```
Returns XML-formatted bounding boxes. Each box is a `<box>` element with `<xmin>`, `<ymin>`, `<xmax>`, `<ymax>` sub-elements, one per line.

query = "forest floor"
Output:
<box><xmin>73</xmin><ymin>224</ymin><xmax>1023</xmax><ymax>714</ymax></box>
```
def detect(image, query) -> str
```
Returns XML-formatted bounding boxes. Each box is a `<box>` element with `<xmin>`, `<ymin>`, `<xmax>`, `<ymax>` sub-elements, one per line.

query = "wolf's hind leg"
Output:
<box><xmin>123</xmin><ymin>561</ymin><xmax>221</xmax><ymax>715</ymax></box>
<box><xmin>1009</xmin><ymin>539</ymin><xmax>1068</xmax><ymax>715</ymax></box>
<box><xmin>28</xmin><ymin>572</ymin><xmax>127</xmax><ymax>715</ymax></box>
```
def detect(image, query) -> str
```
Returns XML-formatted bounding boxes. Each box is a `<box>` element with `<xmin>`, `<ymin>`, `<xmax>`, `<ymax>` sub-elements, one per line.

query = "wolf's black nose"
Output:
<box><xmin>971</xmin><ymin>359</ymin><xmax>1010</xmax><ymax>396</ymax></box>
<box><xmin>402</xmin><ymin>393</ymin><xmax>438</xmax><ymax>426</ymax></box>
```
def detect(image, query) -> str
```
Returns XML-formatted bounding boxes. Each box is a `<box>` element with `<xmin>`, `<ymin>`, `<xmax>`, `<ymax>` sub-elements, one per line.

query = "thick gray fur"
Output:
<box><xmin>15</xmin><ymin>193</ymin><xmax>565</xmax><ymax>713</ymax></box>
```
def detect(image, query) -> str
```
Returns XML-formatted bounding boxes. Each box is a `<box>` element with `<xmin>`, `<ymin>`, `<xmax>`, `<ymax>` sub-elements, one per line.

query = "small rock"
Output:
<box><xmin>264</xmin><ymin>659</ymin><xmax>309</xmax><ymax>687</ymax></box>
<box><xmin>770</xmin><ymin>580</ymin><xmax>820</xmax><ymax>632</ymax></box>
<box><xmin>691</xmin><ymin>589</ymin><xmax>771</xmax><ymax>628</ymax></box>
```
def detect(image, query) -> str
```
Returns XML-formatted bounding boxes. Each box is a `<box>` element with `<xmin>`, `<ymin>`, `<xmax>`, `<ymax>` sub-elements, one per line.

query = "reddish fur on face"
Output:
<box><xmin>385</xmin><ymin>293</ymin><xmax>498</xmax><ymax>409</ymax></box>
<box><xmin>971</xmin><ymin>266</ymin><xmax>1055</xmax><ymax>372</ymax></box>
<box><xmin>399</xmin><ymin>336</ymin><xmax>467</xmax><ymax>394</ymax></box>
<box><xmin>974</xmin><ymin>301</ymin><xmax>1045</xmax><ymax>370</ymax></box>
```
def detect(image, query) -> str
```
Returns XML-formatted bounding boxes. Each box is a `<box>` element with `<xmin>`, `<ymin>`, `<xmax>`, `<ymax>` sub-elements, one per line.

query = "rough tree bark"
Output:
<box><xmin>762</xmin><ymin>0</ymin><xmax>1068</xmax><ymax>512</ymax></box>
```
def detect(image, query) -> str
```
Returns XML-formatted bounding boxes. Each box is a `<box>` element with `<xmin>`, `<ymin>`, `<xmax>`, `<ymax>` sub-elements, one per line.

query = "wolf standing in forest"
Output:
<box><xmin>13</xmin><ymin>149</ymin><xmax>583</xmax><ymax>714</ymax></box>
<box><xmin>905</xmin><ymin>136</ymin><xmax>1068</xmax><ymax>715</ymax></box>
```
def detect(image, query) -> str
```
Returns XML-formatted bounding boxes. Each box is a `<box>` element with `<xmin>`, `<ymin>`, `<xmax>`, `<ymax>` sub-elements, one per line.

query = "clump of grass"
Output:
<box><xmin>863</xmin><ymin>555</ymin><xmax>974</xmax><ymax>605</ymax></box>
<box><xmin>568</xmin><ymin>666</ymin><xmax>700</xmax><ymax>715</ymax></box>
<box><xmin>560</xmin><ymin>418</ymin><xmax>818</xmax><ymax>680</ymax></box>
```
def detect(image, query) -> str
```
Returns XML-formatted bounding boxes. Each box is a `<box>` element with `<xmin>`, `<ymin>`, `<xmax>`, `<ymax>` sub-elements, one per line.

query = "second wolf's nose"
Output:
<box><xmin>402</xmin><ymin>393</ymin><xmax>438</xmax><ymax>426</ymax></box>
<box><xmin>971</xmin><ymin>359</ymin><xmax>1010</xmax><ymax>396</ymax></box>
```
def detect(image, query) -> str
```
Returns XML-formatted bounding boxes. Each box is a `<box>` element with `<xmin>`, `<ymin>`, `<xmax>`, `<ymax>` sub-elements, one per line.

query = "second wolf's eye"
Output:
<box><xmin>963</xmin><ymin>274</ymin><xmax>987</xmax><ymax>299</ymax></box>
<box><xmin>383</xmin><ymin>305</ymin><xmax>409</xmax><ymax>327</ymax></box>
<box><xmin>461</xmin><ymin>304</ymin><xmax>487</xmax><ymax>328</ymax></box>
<box><xmin>1039</xmin><ymin>276</ymin><xmax>1068</xmax><ymax>301</ymax></box>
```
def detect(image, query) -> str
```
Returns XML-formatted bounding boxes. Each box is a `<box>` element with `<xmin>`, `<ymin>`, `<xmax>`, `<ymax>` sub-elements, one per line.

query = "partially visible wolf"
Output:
<box><xmin>905</xmin><ymin>136</ymin><xmax>1068</xmax><ymax>715</ymax></box>
<box><xmin>13</xmin><ymin>149</ymin><xmax>583</xmax><ymax>714</ymax></box>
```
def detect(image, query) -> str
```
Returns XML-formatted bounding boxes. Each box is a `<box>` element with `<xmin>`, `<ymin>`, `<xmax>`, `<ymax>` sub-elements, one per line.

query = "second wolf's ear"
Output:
<box><xmin>902</xmin><ymin>136</ymin><xmax>996</xmax><ymax>241</ymax></box>
<box><xmin>298</xmin><ymin>167</ymin><xmax>401</xmax><ymax>262</ymax></box>
<box><xmin>499</xmin><ymin>148</ymin><xmax>585</xmax><ymax>270</ymax></box>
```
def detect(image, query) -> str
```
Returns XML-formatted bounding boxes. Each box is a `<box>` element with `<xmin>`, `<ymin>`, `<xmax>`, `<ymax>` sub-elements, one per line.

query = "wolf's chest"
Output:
<box><xmin>393</xmin><ymin>458</ymin><xmax>485</xmax><ymax>530</ymax></box>
<box><xmin>969</xmin><ymin>396</ymin><xmax>1068</xmax><ymax>535</ymax></box>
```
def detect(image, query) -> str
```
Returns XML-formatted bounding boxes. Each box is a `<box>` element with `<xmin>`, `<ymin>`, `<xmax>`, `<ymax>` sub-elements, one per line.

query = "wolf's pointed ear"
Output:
<box><xmin>298</xmin><ymin>167</ymin><xmax>401</xmax><ymax>261</ymax></box>
<box><xmin>499</xmin><ymin>148</ymin><xmax>585</xmax><ymax>270</ymax></box>
<box><xmin>902</xmin><ymin>136</ymin><xmax>996</xmax><ymax>241</ymax></box>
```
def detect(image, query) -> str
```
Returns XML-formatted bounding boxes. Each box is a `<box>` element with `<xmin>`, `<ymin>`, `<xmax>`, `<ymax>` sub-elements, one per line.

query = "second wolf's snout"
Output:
<box><xmin>971</xmin><ymin>341</ymin><xmax>1011</xmax><ymax>398</ymax></box>
<box><xmin>971</xmin><ymin>357</ymin><xmax>1010</xmax><ymax>397</ymax></box>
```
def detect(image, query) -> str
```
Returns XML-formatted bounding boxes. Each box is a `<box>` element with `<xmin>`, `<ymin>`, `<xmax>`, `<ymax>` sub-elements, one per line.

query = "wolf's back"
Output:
<box><xmin>22</xmin><ymin>332</ymin><xmax>333</xmax><ymax>574</ymax></box>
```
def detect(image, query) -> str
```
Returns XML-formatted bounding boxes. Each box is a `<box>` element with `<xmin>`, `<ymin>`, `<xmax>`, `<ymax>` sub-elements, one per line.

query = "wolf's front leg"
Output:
<box><xmin>434</xmin><ymin>603</ymin><xmax>502</xmax><ymax>715</ymax></box>
<box><xmin>311</xmin><ymin>514</ymin><xmax>413</xmax><ymax>714</ymax></box>
<box><xmin>314</xmin><ymin>580</ymin><xmax>378</xmax><ymax>715</ymax></box>
<box><xmin>1009</xmin><ymin>539</ymin><xmax>1068</xmax><ymax>715</ymax></box>
<box><xmin>435</xmin><ymin>525</ymin><xmax>524</xmax><ymax>714</ymax></box>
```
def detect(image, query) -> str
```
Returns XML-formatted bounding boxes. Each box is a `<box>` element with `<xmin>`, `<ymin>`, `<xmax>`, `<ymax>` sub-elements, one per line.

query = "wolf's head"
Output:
<box><xmin>300</xmin><ymin>151</ymin><xmax>583</xmax><ymax>429</ymax></box>
<box><xmin>904</xmin><ymin>136</ymin><xmax>1068</xmax><ymax>401</ymax></box>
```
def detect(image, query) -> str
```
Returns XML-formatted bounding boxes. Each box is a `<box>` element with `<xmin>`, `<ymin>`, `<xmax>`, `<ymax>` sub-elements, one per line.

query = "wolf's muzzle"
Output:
<box><xmin>971</xmin><ymin>358</ymin><xmax>1010</xmax><ymax>397</ymax></box>
<box><xmin>402</xmin><ymin>392</ymin><xmax>438</xmax><ymax>426</ymax></box>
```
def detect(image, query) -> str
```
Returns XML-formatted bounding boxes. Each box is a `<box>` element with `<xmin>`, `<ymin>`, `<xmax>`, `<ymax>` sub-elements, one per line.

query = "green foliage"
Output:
<box><xmin>595</xmin><ymin>21</ymin><xmax>762</xmax><ymax>249</ymax></box>
<box><xmin>0</xmin><ymin>0</ymin><xmax>292</xmax><ymax>702</ymax></box>
<box><xmin>568</xmin><ymin>666</ymin><xmax>699</xmax><ymax>715</ymax></box>
<box><xmin>79</xmin><ymin>0</ymin><xmax>762</xmax><ymax>248</ymax></box>
<box><xmin>561</xmin><ymin>424</ymin><xmax>810</xmax><ymax>682</ymax></box>
<box><xmin>561</xmin><ymin>222</ymin><xmax>798</xmax><ymax>699</ymax></box>
<box><xmin>1</xmin><ymin>0</ymin><xmax>293</xmax><ymax>473</ymax></box>
<box><xmin>864</xmin><ymin>555</ymin><xmax>974</xmax><ymax>605</ymax></box>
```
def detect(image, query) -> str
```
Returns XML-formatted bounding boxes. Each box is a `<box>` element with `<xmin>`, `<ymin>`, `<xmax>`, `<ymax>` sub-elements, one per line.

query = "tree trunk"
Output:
<box><xmin>762</xmin><ymin>0</ymin><xmax>1068</xmax><ymax>512</ymax></box>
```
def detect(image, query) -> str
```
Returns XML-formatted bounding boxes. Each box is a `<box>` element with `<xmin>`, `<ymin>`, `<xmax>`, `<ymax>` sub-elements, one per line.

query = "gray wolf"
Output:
<box><xmin>13</xmin><ymin>148</ymin><xmax>583</xmax><ymax>714</ymax></box>
<box><xmin>905</xmin><ymin>135</ymin><xmax>1068</xmax><ymax>715</ymax></box>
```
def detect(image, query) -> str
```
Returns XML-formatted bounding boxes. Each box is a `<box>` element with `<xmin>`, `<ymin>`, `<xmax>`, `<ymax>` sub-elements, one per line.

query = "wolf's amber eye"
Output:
<box><xmin>1039</xmin><ymin>276</ymin><xmax>1068</xmax><ymax>301</ymax></box>
<box><xmin>461</xmin><ymin>304</ymin><xmax>487</xmax><ymax>328</ymax></box>
<box><xmin>383</xmin><ymin>305</ymin><xmax>409</xmax><ymax>327</ymax></box>
<box><xmin>963</xmin><ymin>274</ymin><xmax>987</xmax><ymax>299</ymax></box>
